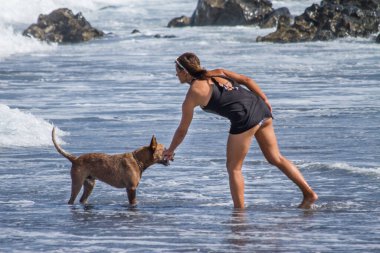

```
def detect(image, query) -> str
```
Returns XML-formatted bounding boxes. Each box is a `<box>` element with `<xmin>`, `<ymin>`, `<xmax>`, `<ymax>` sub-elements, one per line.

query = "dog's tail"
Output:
<box><xmin>52</xmin><ymin>127</ymin><xmax>76</xmax><ymax>162</ymax></box>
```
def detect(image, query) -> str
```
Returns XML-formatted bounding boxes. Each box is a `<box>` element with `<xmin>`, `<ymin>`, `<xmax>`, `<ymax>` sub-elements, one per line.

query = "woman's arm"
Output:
<box><xmin>164</xmin><ymin>89</ymin><xmax>198</xmax><ymax>161</ymax></box>
<box><xmin>221</xmin><ymin>69</ymin><xmax>272</xmax><ymax>112</ymax></box>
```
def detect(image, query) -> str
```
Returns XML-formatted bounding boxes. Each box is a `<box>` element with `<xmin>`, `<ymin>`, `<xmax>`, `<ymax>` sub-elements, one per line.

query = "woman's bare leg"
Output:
<box><xmin>254</xmin><ymin>119</ymin><xmax>318</xmax><ymax>208</ymax></box>
<box><xmin>226</xmin><ymin>126</ymin><xmax>258</xmax><ymax>209</ymax></box>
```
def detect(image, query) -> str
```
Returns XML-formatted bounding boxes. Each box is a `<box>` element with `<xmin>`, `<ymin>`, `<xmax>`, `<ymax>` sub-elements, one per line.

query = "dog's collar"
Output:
<box><xmin>132</xmin><ymin>151</ymin><xmax>145</xmax><ymax>171</ymax></box>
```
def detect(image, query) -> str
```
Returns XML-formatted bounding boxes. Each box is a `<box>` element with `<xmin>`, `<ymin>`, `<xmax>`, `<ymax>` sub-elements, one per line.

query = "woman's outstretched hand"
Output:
<box><xmin>163</xmin><ymin>149</ymin><xmax>175</xmax><ymax>163</ymax></box>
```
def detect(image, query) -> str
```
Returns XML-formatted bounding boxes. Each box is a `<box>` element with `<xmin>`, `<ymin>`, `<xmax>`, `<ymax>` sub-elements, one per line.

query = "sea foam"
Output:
<box><xmin>0</xmin><ymin>0</ymin><xmax>127</xmax><ymax>60</ymax></box>
<box><xmin>0</xmin><ymin>25</ymin><xmax>56</xmax><ymax>60</ymax></box>
<box><xmin>0</xmin><ymin>104</ymin><xmax>65</xmax><ymax>148</ymax></box>
<box><xmin>300</xmin><ymin>161</ymin><xmax>380</xmax><ymax>178</ymax></box>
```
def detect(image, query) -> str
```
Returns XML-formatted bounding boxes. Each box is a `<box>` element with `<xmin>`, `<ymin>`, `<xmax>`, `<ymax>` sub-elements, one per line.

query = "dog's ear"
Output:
<box><xmin>150</xmin><ymin>135</ymin><xmax>157</xmax><ymax>150</ymax></box>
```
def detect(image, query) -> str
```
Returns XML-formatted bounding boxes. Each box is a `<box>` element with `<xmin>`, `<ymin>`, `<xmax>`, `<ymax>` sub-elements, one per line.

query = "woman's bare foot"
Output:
<box><xmin>298</xmin><ymin>191</ymin><xmax>318</xmax><ymax>209</ymax></box>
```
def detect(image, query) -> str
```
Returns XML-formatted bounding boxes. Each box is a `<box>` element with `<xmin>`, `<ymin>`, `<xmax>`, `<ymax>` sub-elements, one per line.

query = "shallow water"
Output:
<box><xmin>1</xmin><ymin>0</ymin><xmax>380</xmax><ymax>252</ymax></box>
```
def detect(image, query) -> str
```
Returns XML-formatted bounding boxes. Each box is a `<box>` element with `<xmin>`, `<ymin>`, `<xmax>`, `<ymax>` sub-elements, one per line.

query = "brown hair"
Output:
<box><xmin>176</xmin><ymin>52</ymin><xmax>208</xmax><ymax>80</ymax></box>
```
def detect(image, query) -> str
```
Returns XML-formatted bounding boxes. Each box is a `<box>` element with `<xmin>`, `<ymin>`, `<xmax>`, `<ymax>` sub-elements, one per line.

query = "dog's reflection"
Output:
<box><xmin>68</xmin><ymin>203</ymin><xmax>144</xmax><ymax>227</ymax></box>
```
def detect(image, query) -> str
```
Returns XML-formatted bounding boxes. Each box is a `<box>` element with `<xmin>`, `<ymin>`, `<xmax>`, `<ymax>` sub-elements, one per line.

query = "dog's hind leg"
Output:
<box><xmin>80</xmin><ymin>176</ymin><xmax>96</xmax><ymax>204</ymax></box>
<box><xmin>68</xmin><ymin>168</ymin><xmax>86</xmax><ymax>205</ymax></box>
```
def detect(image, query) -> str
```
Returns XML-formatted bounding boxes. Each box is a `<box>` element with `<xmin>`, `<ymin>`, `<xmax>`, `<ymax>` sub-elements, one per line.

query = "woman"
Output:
<box><xmin>163</xmin><ymin>52</ymin><xmax>318</xmax><ymax>209</ymax></box>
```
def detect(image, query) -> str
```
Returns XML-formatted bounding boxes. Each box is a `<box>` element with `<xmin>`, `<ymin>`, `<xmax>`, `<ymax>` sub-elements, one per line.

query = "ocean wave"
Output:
<box><xmin>0</xmin><ymin>25</ymin><xmax>56</xmax><ymax>60</ymax></box>
<box><xmin>0</xmin><ymin>0</ymin><xmax>127</xmax><ymax>61</ymax></box>
<box><xmin>299</xmin><ymin>161</ymin><xmax>380</xmax><ymax>177</ymax></box>
<box><xmin>272</xmin><ymin>0</ymin><xmax>317</xmax><ymax>15</ymax></box>
<box><xmin>0</xmin><ymin>0</ymin><xmax>129</xmax><ymax>25</ymax></box>
<box><xmin>0</xmin><ymin>104</ymin><xmax>66</xmax><ymax>148</ymax></box>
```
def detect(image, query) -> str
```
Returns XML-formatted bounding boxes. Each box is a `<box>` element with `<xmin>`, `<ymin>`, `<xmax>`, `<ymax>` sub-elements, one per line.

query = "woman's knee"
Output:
<box><xmin>226</xmin><ymin>160</ymin><xmax>243</xmax><ymax>175</ymax></box>
<box><xmin>266</xmin><ymin>153</ymin><xmax>286</xmax><ymax>167</ymax></box>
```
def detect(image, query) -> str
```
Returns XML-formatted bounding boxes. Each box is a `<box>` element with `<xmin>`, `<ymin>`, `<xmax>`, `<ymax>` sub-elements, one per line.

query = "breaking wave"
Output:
<box><xmin>0</xmin><ymin>104</ymin><xmax>65</xmax><ymax>147</ymax></box>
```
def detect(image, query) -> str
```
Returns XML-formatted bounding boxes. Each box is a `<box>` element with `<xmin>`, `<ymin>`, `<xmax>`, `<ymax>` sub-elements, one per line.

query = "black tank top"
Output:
<box><xmin>201</xmin><ymin>75</ymin><xmax>272</xmax><ymax>134</ymax></box>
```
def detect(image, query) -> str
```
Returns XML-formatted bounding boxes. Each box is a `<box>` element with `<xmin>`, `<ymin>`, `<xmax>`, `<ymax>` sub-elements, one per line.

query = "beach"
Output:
<box><xmin>1</xmin><ymin>0</ymin><xmax>379</xmax><ymax>252</ymax></box>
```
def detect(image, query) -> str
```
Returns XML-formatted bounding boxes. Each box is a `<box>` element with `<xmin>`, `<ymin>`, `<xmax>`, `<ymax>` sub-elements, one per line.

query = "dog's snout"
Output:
<box><xmin>154</xmin><ymin>144</ymin><xmax>170</xmax><ymax>166</ymax></box>
<box><xmin>161</xmin><ymin>152</ymin><xmax>174</xmax><ymax>166</ymax></box>
<box><xmin>162</xmin><ymin>159</ymin><xmax>170</xmax><ymax>166</ymax></box>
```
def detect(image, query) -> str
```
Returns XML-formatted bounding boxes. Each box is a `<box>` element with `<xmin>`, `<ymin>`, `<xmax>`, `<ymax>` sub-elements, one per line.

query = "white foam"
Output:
<box><xmin>0</xmin><ymin>0</ymin><xmax>127</xmax><ymax>25</ymax></box>
<box><xmin>0</xmin><ymin>0</ymin><xmax>127</xmax><ymax>60</ymax></box>
<box><xmin>300</xmin><ymin>161</ymin><xmax>380</xmax><ymax>177</ymax></box>
<box><xmin>0</xmin><ymin>104</ymin><xmax>66</xmax><ymax>148</ymax></box>
<box><xmin>272</xmin><ymin>0</ymin><xmax>318</xmax><ymax>15</ymax></box>
<box><xmin>0</xmin><ymin>25</ymin><xmax>56</xmax><ymax>60</ymax></box>
<box><xmin>0</xmin><ymin>200</ymin><xmax>35</xmax><ymax>207</ymax></box>
<box><xmin>330</xmin><ymin>162</ymin><xmax>380</xmax><ymax>177</ymax></box>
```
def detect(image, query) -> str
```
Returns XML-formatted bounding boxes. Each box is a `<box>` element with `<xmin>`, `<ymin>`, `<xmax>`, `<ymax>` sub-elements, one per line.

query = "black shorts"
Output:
<box><xmin>229</xmin><ymin>95</ymin><xmax>272</xmax><ymax>135</ymax></box>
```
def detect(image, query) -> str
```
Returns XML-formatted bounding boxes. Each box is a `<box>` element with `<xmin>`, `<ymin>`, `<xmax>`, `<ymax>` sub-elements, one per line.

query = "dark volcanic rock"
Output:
<box><xmin>259</xmin><ymin>7</ymin><xmax>292</xmax><ymax>28</ymax></box>
<box><xmin>153</xmin><ymin>34</ymin><xmax>176</xmax><ymax>39</ymax></box>
<box><xmin>131</xmin><ymin>29</ymin><xmax>176</xmax><ymax>39</ymax></box>
<box><xmin>167</xmin><ymin>15</ymin><xmax>192</xmax><ymax>27</ymax></box>
<box><xmin>168</xmin><ymin>0</ymin><xmax>289</xmax><ymax>28</ymax></box>
<box><xmin>190</xmin><ymin>0</ymin><xmax>273</xmax><ymax>26</ymax></box>
<box><xmin>23</xmin><ymin>8</ymin><xmax>104</xmax><ymax>43</ymax></box>
<box><xmin>131</xmin><ymin>29</ymin><xmax>141</xmax><ymax>34</ymax></box>
<box><xmin>257</xmin><ymin>0</ymin><xmax>380</xmax><ymax>43</ymax></box>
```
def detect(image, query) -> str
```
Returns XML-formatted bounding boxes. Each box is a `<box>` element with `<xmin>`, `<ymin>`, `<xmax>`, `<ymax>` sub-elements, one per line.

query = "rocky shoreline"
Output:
<box><xmin>168</xmin><ymin>0</ymin><xmax>380</xmax><ymax>43</ymax></box>
<box><xmin>257</xmin><ymin>0</ymin><xmax>380</xmax><ymax>42</ymax></box>
<box><xmin>23</xmin><ymin>8</ymin><xmax>104</xmax><ymax>43</ymax></box>
<box><xmin>167</xmin><ymin>0</ymin><xmax>290</xmax><ymax>28</ymax></box>
<box><xmin>22</xmin><ymin>1</ymin><xmax>380</xmax><ymax>44</ymax></box>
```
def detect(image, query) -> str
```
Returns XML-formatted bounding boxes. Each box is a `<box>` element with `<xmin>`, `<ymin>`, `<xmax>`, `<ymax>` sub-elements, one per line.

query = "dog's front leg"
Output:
<box><xmin>127</xmin><ymin>187</ymin><xmax>137</xmax><ymax>205</ymax></box>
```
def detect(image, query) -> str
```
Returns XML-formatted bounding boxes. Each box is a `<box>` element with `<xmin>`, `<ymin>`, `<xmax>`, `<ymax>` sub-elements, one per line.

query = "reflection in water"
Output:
<box><xmin>227</xmin><ymin>209</ymin><xmax>251</xmax><ymax>248</ymax></box>
<box><xmin>224</xmin><ymin>207</ymin><xmax>320</xmax><ymax>252</ymax></box>
<box><xmin>69</xmin><ymin>203</ymin><xmax>144</xmax><ymax>227</ymax></box>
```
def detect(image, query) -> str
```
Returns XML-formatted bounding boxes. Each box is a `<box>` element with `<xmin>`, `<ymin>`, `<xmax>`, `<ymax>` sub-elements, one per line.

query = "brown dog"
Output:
<box><xmin>52</xmin><ymin>127</ymin><xmax>169</xmax><ymax>205</ymax></box>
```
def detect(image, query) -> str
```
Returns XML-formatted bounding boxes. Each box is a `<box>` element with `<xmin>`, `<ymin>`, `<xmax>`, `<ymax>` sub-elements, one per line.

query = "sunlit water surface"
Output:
<box><xmin>1</xmin><ymin>0</ymin><xmax>379</xmax><ymax>252</ymax></box>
